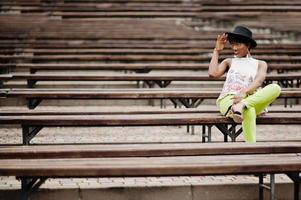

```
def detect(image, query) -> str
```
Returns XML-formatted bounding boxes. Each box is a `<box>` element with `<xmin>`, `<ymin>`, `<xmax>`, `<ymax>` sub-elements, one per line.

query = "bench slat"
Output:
<box><xmin>1</xmin><ymin>108</ymin><xmax>301</xmax><ymax>115</ymax></box>
<box><xmin>0</xmin><ymin>112</ymin><xmax>300</xmax><ymax>125</ymax></box>
<box><xmin>6</xmin><ymin>73</ymin><xmax>301</xmax><ymax>82</ymax></box>
<box><xmin>3</xmin><ymin>63</ymin><xmax>301</xmax><ymax>71</ymax></box>
<box><xmin>1</xmin><ymin>88</ymin><xmax>300</xmax><ymax>99</ymax></box>
<box><xmin>0</xmin><ymin>153</ymin><xmax>300</xmax><ymax>177</ymax></box>
<box><xmin>1</xmin><ymin>142</ymin><xmax>301</xmax><ymax>159</ymax></box>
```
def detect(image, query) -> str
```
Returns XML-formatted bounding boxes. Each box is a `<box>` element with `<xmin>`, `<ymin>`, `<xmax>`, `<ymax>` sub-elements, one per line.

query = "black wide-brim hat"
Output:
<box><xmin>226</xmin><ymin>26</ymin><xmax>257</xmax><ymax>49</ymax></box>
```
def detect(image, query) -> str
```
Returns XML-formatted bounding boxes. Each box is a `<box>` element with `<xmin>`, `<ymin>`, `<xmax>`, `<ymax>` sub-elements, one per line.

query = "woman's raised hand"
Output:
<box><xmin>215</xmin><ymin>33</ymin><xmax>228</xmax><ymax>52</ymax></box>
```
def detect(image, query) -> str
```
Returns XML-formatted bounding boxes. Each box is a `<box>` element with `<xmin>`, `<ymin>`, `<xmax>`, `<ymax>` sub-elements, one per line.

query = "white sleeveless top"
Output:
<box><xmin>217</xmin><ymin>56</ymin><xmax>258</xmax><ymax>101</ymax></box>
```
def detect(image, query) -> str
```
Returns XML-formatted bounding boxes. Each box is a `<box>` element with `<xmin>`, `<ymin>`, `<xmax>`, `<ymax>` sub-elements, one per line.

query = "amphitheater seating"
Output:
<box><xmin>1</xmin><ymin>1</ymin><xmax>301</xmax><ymax>200</ymax></box>
<box><xmin>0</xmin><ymin>109</ymin><xmax>300</xmax><ymax>144</ymax></box>
<box><xmin>2</xmin><ymin>62</ymin><xmax>301</xmax><ymax>74</ymax></box>
<box><xmin>197</xmin><ymin>0</ymin><xmax>301</xmax><ymax>33</ymax></box>
<box><xmin>1</xmin><ymin>73</ymin><xmax>300</xmax><ymax>88</ymax></box>
<box><xmin>0</xmin><ymin>141</ymin><xmax>300</xmax><ymax>200</ymax></box>
<box><xmin>0</xmin><ymin>88</ymin><xmax>300</xmax><ymax>109</ymax></box>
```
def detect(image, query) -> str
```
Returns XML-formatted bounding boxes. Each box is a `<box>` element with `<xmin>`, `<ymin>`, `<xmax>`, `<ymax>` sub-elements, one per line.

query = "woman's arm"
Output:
<box><xmin>208</xmin><ymin>33</ymin><xmax>230</xmax><ymax>78</ymax></box>
<box><xmin>232</xmin><ymin>60</ymin><xmax>268</xmax><ymax>104</ymax></box>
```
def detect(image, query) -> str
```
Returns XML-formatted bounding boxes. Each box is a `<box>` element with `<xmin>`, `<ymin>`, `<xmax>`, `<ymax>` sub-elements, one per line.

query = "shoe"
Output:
<box><xmin>231</xmin><ymin>103</ymin><xmax>244</xmax><ymax>123</ymax></box>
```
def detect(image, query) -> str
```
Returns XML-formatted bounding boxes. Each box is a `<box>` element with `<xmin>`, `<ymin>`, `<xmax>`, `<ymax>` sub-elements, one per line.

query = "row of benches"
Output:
<box><xmin>2</xmin><ymin>63</ymin><xmax>301</xmax><ymax>74</ymax></box>
<box><xmin>1</xmin><ymin>1</ymin><xmax>300</xmax><ymax>200</ymax></box>
<box><xmin>2</xmin><ymin>0</ymin><xmax>300</xmax><ymax>36</ymax></box>
<box><xmin>0</xmin><ymin>109</ymin><xmax>300</xmax><ymax>144</ymax></box>
<box><xmin>1</xmin><ymin>88</ymin><xmax>300</xmax><ymax>109</ymax></box>
<box><xmin>1</xmin><ymin>73</ymin><xmax>301</xmax><ymax>88</ymax></box>
<box><xmin>0</xmin><ymin>141</ymin><xmax>300</xmax><ymax>200</ymax></box>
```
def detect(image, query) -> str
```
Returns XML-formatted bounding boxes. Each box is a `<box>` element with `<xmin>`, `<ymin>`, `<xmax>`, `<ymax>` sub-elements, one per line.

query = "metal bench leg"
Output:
<box><xmin>259</xmin><ymin>174</ymin><xmax>275</xmax><ymax>200</ymax></box>
<box><xmin>215</xmin><ymin>124</ymin><xmax>229</xmax><ymax>142</ymax></box>
<box><xmin>22</xmin><ymin>125</ymin><xmax>43</xmax><ymax>145</ymax></box>
<box><xmin>202</xmin><ymin>125</ymin><xmax>212</xmax><ymax>142</ymax></box>
<box><xmin>207</xmin><ymin>125</ymin><xmax>212</xmax><ymax>142</ymax></box>
<box><xmin>191</xmin><ymin>125</ymin><xmax>195</xmax><ymax>135</ymax></box>
<box><xmin>27</xmin><ymin>80</ymin><xmax>37</xmax><ymax>88</ymax></box>
<box><xmin>20</xmin><ymin>177</ymin><xmax>47</xmax><ymax>200</ymax></box>
<box><xmin>21</xmin><ymin>178</ymin><xmax>30</xmax><ymax>200</ymax></box>
<box><xmin>28</xmin><ymin>98</ymin><xmax>42</xmax><ymax>109</ymax></box>
<box><xmin>202</xmin><ymin>125</ymin><xmax>206</xmax><ymax>142</ymax></box>
<box><xmin>270</xmin><ymin>174</ymin><xmax>275</xmax><ymax>200</ymax></box>
<box><xmin>259</xmin><ymin>174</ymin><xmax>264</xmax><ymax>200</ymax></box>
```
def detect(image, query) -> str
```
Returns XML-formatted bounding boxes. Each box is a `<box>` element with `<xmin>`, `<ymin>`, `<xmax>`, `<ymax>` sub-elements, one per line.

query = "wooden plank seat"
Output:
<box><xmin>0</xmin><ymin>107</ymin><xmax>300</xmax><ymax>116</ymax></box>
<box><xmin>1</xmin><ymin>32</ymin><xmax>247</xmax><ymax>41</ymax></box>
<box><xmin>0</xmin><ymin>142</ymin><xmax>300</xmax><ymax>200</ymax></box>
<box><xmin>200</xmin><ymin>5</ymin><xmax>301</xmax><ymax>12</ymax></box>
<box><xmin>196</xmin><ymin>11</ymin><xmax>301</xmax><ymax>34</ymax></box>
<box><xmin>0</xmin><ymin>88</ymin><xmax>300</xmax><ymax>109</ymax></box>
<box><xmin>0</xmin><ymin>31</ymin><xmax>281</xmax><ymax>40</ymax></box>
<box><xmin>45</xmin><ymin>10</ymin><xmax>301</xmax><ymax>19</ymax></box>
<box><xmin>0</xmin><ymin>1</ymin><xmax>204</xmax><ymax>18</ymax></box>
<box><xmin>2</xmin><ymin>62</ymin><xmax>301</xmax><ymax>74</ymax></box>
<box><xmin>1</xmin><ymin>141</ymin><xmax>300</xmax><ymax>159</ymax></box>
<box><xmin>1</xmin><ymin>73</ymin><xmax>301</xmax><ymax>88</ymax></box>
<box><xmin>0</xmin><ymin>41</ymin><xmax>300</xmax><ymax>50</ymax></box>
<box><xmin>2</xmin><ymin>54</ymin><xmax>300</xmax><ymax>62</ymax></box>
<box><xmin>0</xmin><ymin>18</ymin><xmax>284</xmax><ymax>42</ymax></box>
<box><xmin>4</xmin><ymin>48</ymin><xmax>301</xmax><ymax>56</ymax></box>
<box><xmin>0</xmin><ymin>110</ymin><xmax>301</xmax><ymax>144</ymax></box>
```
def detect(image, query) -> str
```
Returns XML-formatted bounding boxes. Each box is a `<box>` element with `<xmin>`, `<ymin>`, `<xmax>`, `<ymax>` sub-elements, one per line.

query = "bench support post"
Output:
<box><xmin>29</xmin><ymin>69</ymin><xmax>37</xmax><ymax>74</ymax></box>
<box><xmin>27</xmin><ymin>80</ymin><xmax>38</xmax><ymax>88</ymax></box>
<box><xmin>22</xmin><ymin>125</ymin><xmax>43</xmax><ymax>145</ymax></box>
<box><xmin>286</xmin><ymin>172</ymin><xmax>300</xmax><ymax>200</ymax></box>
<box><xmin>170</xmin><ymin>98</ymin><xmax>204</xmax><ymax>108</ymax></box>
<box><xmin>27</xmin><ymin>98</ymin><xmax>42</xmax><ymax>109</ymax></box>
<box><xmin>215</xmin><ymin>124</ymin><xmax>242</xmax><ymax>142</ymax></box>
<box><xmin>201</xmin><ymin>125</ymin><xmax>212</xmax><ymax>142</ymax></box>
<box><xmin>20</xmin><ymin>177</ymin><xmax>47</xmax><ymax>200</ymax></box>
<box><xmin>259</xmin><ymin>174</ymin><xmax>275</xmax><ymax>200</ymax></box>
<box><xmin>143</xmin><ymin>80</ymin><xmax>172</xmax><ymax>88</ymax></box>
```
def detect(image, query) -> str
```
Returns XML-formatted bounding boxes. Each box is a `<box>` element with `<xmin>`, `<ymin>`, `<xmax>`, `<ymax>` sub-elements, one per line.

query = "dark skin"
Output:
<box><xmin>208</xmin><ymin>33</ymin><xmax>268</xmax><ymax>111</ymax></box>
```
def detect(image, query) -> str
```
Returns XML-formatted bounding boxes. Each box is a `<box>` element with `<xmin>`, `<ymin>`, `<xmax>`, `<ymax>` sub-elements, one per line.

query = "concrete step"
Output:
<box><xmin>0</xmin><ymin>176</ymin><xmax>298</xmax><ymax>200</ymax></box>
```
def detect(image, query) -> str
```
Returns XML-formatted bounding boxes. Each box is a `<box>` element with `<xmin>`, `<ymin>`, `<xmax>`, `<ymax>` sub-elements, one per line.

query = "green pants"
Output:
<box><xmin>217</xmin><ymin>84</ymin><xmax>281</xmax><ymax>143</ymax></box>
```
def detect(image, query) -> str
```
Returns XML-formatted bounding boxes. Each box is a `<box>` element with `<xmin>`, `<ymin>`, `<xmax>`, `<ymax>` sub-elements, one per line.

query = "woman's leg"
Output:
<box><xmin>241</xmin><ymin>84</ymin><xmax>281</xmax><ymax>143</ymax></box>
<box><xmin>242</xmin><ymin>107</ymin><xmax>256</xmax><ymax>143</ymax></box>
<box><xmin>241</xmin><ymin>84</ymin><xmax>282</xmax><ymax>115</ymax></box>
<box><xmin>217</xmin><ymin>95</ymin><xmax>234</xmax><ymax>116</ymax></box>
<box><xmin>219</xmin><ymin>94</ymin><xmax>257</xmax><ymax>143</ymax></box>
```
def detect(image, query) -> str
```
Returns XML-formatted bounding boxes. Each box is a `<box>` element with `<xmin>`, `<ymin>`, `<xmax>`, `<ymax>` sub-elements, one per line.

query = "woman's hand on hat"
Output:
<box><xmin>215</xmin><ymin>33</ymin><xmax>228</xmax><ymax>52</ymax></box>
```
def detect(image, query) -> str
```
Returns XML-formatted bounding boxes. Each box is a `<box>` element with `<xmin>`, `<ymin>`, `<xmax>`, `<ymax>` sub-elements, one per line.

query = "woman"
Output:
<box><xmin>208</xmin><ymin>26</ymin><xmax>281</xmax><ymax>143</ymax></box>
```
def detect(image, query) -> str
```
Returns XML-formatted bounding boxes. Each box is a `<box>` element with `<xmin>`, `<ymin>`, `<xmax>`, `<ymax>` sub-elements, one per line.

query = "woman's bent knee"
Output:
<box><xmin>267</xmin><ymin>83</ymin><xmax>281</xmax><ymax>97</ymax></box>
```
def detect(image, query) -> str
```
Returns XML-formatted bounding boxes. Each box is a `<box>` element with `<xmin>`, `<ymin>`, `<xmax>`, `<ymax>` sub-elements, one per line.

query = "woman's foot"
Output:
<box><xmin>231</xmin><ymin>102</ymin><xmax>245</xmax><ymax>123</ymax></box>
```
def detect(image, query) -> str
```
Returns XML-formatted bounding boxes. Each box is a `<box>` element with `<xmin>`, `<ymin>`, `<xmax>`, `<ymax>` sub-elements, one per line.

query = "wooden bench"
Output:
<box><xmin>2</xmin><ymin>73</ymin><xmax>301</xmax><ymax>89</ymax></box>
<box><xmin>0</xmin><ymin>40</ymin><xmax>299</xmax><ymax>49</ymax></box>
<box><xmin>1</xmin><ymin>0</ymin><xmax>300</xmax><ymax>34</ymax></box>
<box><xmin>2</xmin><ymin>54</ymin><xmax>299</xmax><ymax>62</ymax></box>
<box><xmin>0</xmin><ymin>110</ymin><xmax>300</xmax><ymax>144</ymax></box>
<box><xmin>197</xmin><ymin>1</ymin><xmax>301</xmax><ymax>34</ymax></box>
<box><xmin>0</xmin><ymin>141</ymin><xmax>300</xmax><ymax>200</ymax></box>
<box><xmin>0</xmin><ymin>88</ymin><xmax>300</xmax><ymax>109</ymax></box>
<box><xmin>3</xmin><ymin>47</ymin><xmax>301</xmax><ymax>55</ymax></box>
<box><xmin>3</xmin><ymin>62</ymin><xmax>301</xmax><ymax>74</ymax></box>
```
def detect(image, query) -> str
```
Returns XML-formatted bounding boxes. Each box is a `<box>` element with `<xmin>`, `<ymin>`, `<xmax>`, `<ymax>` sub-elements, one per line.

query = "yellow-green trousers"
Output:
<box><xmin>217</xmin><ymin>84</ymin><xmax>281</xmax><ymax>143</ymax></box>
